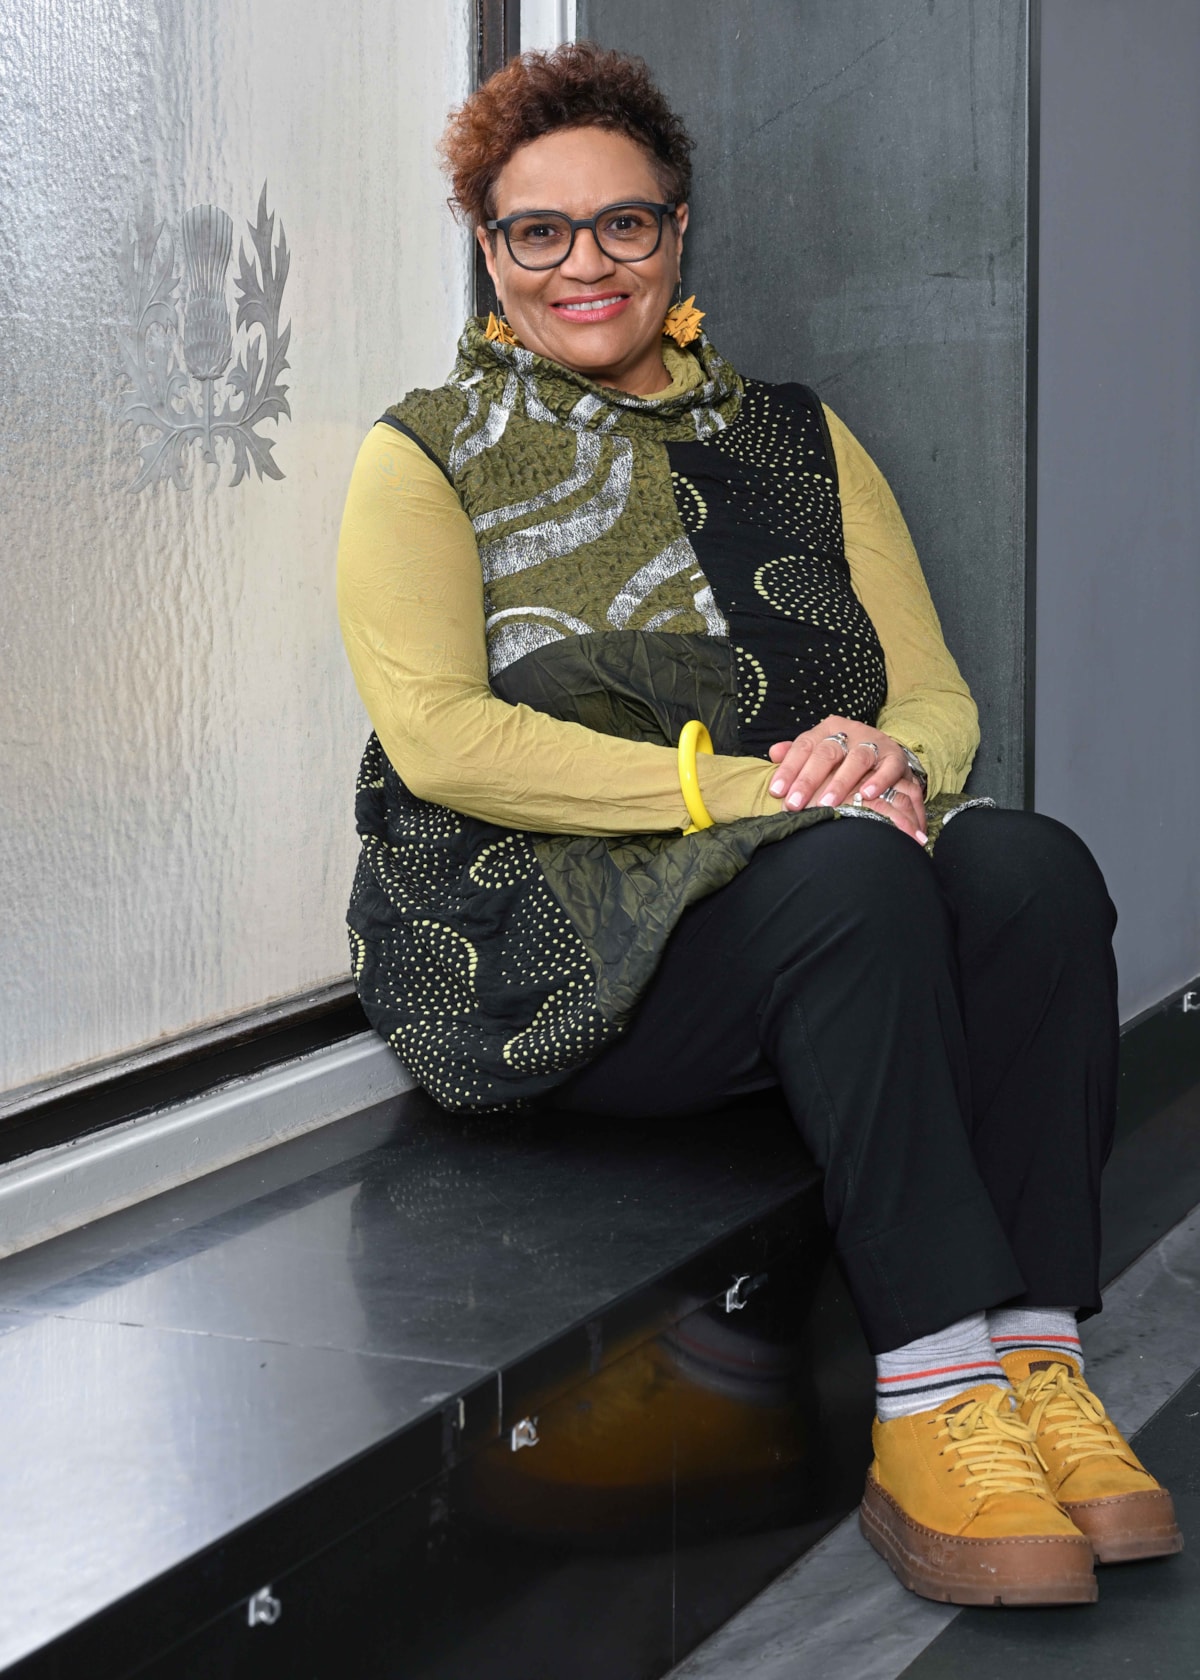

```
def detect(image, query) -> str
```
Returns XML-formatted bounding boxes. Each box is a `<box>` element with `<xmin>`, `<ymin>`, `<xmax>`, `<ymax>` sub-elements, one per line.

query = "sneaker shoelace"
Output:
<box><xmin>1017</xmin><ymin>1363</ymin><xmax>1136</xmax><ymax>1471</ymax></box>
<box><xmin>935</xmin><ymin>1388</ymin><xmax>1056</xmax><ymax>1504</ymax></box>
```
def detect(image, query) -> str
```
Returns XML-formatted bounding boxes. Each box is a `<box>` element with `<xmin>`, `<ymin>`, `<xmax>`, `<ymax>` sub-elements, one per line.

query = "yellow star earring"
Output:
<box><xmin>485</xmin><ymin>309</ymin><xmax>519</xmax><ymax>348</ymax></box>
<box><xmin>662</xmin><ymin>284</ymin><xmax>704</xmax><ymax>348</ymax></box>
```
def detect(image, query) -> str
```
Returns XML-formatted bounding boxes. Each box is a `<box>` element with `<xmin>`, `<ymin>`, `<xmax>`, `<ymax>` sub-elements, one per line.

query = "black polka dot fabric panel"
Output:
<box><xmin>668</xmin><ymin>380</ymin><xmax>887</xmax><ymax>757</ymax></box>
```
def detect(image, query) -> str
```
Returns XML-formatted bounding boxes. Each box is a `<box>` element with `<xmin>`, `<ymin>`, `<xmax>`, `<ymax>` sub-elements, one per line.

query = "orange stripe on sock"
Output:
<box><xmin>992</xmin><ymin>1334</ymin><xmax>1080</xmax><ymax>1345</ymax></box>
<box><xmin>876</xmin><ymin>1360</ymin><xmax>1003</xmax><ymax>1384</ymax></box>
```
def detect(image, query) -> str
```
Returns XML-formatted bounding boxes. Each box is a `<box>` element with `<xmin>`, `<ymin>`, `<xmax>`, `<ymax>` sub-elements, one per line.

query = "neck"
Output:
<box><xmin>590</xmin><ymin>344</ymin><xmax>673</xmax><ymax>396</ymax></box>
<box><xmin>524</xmin><ymin>332</ymin><xmax>672</xmax><ymax>396</ymax></box>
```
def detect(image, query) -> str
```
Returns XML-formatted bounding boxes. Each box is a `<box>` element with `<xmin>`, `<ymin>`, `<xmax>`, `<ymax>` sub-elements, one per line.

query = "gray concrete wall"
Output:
<box><xmin>579</xmin><ymin>0</ymin><xmax>1031</xmax><ymax>805</ymax></box>
<box><xmin>1035</xmin><ymin>0</ymin><xmax>1200</xmax><ymax>1020</ymax></box>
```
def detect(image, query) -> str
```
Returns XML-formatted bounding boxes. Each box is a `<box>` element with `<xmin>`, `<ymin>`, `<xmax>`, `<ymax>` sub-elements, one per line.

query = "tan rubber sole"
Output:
<box><xmin>1063</xmin><ymin>1488</ymin><xmax>1185</xmax><ymax>1564</ymax></box>
<box><xmin>860</xmin><ymin>1474</ymin><xmax>1098</xmax><ymax>1606</ymax></box>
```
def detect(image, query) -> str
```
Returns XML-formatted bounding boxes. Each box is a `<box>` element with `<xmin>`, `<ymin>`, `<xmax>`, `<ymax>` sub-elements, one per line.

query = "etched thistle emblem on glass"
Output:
<box><xmin>181</xmin><ymin>205</ymin><xmax>234</xmax><ymax>381</ymax></box>
<box><xmin>118</xmin><ymin>185</ymin><xmax>291</xmax><ymax>489</ymax></box>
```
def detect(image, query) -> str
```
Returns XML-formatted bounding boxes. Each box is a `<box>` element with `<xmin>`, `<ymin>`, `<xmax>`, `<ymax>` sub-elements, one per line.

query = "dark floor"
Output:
<box><xmin>1100</xmin><ymin>1075</ymin><xmax>1200</xmax><ymax>1280</ymax></box>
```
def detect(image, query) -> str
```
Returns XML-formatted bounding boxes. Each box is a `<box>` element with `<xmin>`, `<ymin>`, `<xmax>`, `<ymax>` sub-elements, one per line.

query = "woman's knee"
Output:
<box><xmin>934</xmin><ymin>807</ymin><xmax>1117</xmax><ymax>936</ymax></box>
<box><xmin>783</xmin><ymin>814</ymin><xmax>949</xmax><ymax>947</ymax></box>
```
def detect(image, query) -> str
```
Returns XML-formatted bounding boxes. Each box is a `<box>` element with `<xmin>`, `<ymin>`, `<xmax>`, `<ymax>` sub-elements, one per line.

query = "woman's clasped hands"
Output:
<box><xmin>767</xmin><ymin>715</ymin><xmax>928</xmax><ymax>845</ymax></box>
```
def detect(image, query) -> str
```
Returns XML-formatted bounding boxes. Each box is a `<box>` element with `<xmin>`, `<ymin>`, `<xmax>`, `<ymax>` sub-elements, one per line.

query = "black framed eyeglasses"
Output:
<box><xmin>484</xmin><ymin>200</ymin><xmax>678</xmax><ymax>271</ymax></box>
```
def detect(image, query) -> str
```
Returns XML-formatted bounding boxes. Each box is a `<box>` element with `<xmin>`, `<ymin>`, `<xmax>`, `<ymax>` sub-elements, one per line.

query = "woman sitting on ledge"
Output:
<box><xmin>337</xmin><ymin>42</ymin><xmax>1180</xmax><ymax>1607</ymax></box>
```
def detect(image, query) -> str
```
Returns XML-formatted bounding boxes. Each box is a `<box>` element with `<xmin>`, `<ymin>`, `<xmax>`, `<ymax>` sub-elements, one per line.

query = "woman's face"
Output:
<box><xmin>478</xmin><ymin>125</ymin><xmax>689</xmax><ymax>396</ymax></box>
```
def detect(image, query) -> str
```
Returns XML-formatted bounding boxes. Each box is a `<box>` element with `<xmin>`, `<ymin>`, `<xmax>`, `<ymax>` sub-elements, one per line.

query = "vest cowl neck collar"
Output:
<box><xmin>450</xmin><ymin>315</ymin><xmax>744</xmax><ymax>438</ymax></box>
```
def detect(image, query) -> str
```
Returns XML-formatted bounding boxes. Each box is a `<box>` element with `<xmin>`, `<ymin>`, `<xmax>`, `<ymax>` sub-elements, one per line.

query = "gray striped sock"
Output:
<box><xmin>990</xmin><ymin>1307</ymin><xmax>1083</xmax><ymax>1374</ymax></box>
<box><xmin>875</xmin><ymin>1311</ymin><xmax>1009</xmax><ymax>1421</ymax></box>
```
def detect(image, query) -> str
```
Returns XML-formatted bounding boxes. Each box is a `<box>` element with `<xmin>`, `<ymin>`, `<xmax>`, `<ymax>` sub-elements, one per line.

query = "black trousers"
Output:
<box><xmin>556</xmin><ymin>809</ymin><xmax>1119</xmax><ymax>1355</ymax></box>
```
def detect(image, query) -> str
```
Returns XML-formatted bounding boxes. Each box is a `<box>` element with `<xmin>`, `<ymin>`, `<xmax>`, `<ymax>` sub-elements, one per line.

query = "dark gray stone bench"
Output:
<box><xmin>0</xmin><ymin>1089</ymin><xmax>874</xmax><ymax>1679</ymax></box>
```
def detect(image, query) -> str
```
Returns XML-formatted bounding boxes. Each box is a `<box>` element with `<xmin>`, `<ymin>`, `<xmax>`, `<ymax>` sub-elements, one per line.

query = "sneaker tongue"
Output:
<box><xmin>939</xmin><ymin>1383</ymin><xmax>1015</xmax><ymax>1419</ymax></box>
<box><xmin>1003</xmin><ymin>1351</ymin><xmax>1081</xmax><ymax>1382</ymax></box>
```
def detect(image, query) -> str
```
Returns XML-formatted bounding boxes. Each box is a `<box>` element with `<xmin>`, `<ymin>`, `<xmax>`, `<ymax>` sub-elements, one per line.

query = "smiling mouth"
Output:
<box><xmin>549</xmin><ymin>293</ymin><xmax>631</xmax><ymax>318</ymax></box>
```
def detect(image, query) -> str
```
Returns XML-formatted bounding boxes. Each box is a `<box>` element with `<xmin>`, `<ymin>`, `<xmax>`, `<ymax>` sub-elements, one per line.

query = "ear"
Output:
<box><xmin>476</xmin><ymin>225</ymin><xmax>501</xmax><ymax>298</ymax></box>
<box><xmin>673</xmin><ymin>201</ymin><xmax>690</xmax><ymax>265</ymax></box>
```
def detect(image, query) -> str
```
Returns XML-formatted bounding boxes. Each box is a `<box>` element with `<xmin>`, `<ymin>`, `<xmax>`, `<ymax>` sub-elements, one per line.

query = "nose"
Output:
<box><xmin>559</xmin><ymin>226</ymin><xmax>618</xmax><ymax>284</ymax></box>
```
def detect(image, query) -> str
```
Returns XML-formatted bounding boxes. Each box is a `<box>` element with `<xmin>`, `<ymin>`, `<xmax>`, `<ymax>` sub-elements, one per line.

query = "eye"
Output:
<box><xmin>510</xmin><ymin>215</ymin><xmax>569</xmax><ymax>246</ymax></box>
<box><xmin>602</xmin><ymin>211</ymin><xmax>651</xmax><ymax>236</ymax></box>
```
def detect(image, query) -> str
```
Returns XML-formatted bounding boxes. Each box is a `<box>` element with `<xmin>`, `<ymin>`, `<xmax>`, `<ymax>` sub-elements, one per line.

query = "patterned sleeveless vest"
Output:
<box><xmin>349</xmin><ymin>321</ymin><xmax>949</xmax><ymax>1111</ymax></box>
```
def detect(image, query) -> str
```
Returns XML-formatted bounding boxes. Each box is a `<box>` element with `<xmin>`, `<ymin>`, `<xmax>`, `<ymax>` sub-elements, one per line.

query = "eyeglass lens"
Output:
<box><xmin>506</xmin><ymin>204</ymin><xmax>665</xmax><ymax>269</ymax></box>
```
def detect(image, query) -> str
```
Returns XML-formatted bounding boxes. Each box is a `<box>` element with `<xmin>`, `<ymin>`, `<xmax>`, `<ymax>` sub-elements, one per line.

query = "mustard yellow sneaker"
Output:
<box><xmin>1002</xmin><ymin>1353</ymin><xmax>1184</xmax><ymax>1564</ymax></box>
<box><xmin>860</xmin><ymin>1384</ymin><xmax>1096</xmax><ymax>1605</ymax></box>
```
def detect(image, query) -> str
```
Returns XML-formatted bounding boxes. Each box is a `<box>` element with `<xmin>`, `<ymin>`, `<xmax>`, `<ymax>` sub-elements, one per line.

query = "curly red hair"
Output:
<box><xmin>440</xmin><ymin>42</ymin><xmax>694</xmax><ymax>227</ymax></box>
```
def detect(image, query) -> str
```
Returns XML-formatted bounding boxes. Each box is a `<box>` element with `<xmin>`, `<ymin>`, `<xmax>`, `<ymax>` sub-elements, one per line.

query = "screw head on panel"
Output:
<box><xmin>725</xmin><ymin>1274</ymin><xmax>751</xmax><ymax>1312</ymax></box>
<box><xmin>247</xmin><ymin>1586</ymin><xmax>282</xmax><ymax>1627</ymax></box>
<box><xmin>511</xmin><ymin>1417</ymin><xmax>540</xmax><ymax>1451</ymax></box>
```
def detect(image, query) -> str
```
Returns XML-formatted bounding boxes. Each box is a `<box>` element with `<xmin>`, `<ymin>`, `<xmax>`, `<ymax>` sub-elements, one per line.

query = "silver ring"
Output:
<box><xmin>855</xmin><ymin>740</ymin><xmax>881</xmax><ymax>763</ymax></box>
<box><xmin>879</xmin><ymin>786</ymin><xmax>898</xmax><ymax>805</ymax></box>
<box><xmin>822</xmin><ymin>732</ymin><xmax>850</xmax><ymax>755</ymax></box>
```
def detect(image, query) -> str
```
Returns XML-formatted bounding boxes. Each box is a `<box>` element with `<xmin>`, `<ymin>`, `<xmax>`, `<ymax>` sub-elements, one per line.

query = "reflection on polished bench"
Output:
<box><xmin>0</xmin><ymin>1089</ymin><xmax>877</xmax><ymax>1679</ymax></box>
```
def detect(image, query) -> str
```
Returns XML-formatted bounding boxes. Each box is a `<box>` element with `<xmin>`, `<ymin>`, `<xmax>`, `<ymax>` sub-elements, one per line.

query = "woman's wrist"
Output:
<box><xmin>897</xmin><ymin>744</ymin><xmax>928</xmax><ymax>795</ymax></box>
<box><xmin>695</xmin><ymin>756</ymin><xmax>782</xmax><ymax>824</ymax></box>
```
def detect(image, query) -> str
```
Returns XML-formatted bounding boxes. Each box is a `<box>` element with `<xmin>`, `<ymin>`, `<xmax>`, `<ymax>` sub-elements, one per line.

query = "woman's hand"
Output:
<box><xmin>767</xmin><ymin>715</ymin><xmax>928</xmax><ymax>843</ymax></box>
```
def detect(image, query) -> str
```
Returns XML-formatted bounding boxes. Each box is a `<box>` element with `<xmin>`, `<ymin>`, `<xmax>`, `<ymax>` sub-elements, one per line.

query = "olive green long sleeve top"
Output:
<box><xmin>337</xmin><ymin>385</ymin><xmax>978</xmax><ymax>836</ymax></box>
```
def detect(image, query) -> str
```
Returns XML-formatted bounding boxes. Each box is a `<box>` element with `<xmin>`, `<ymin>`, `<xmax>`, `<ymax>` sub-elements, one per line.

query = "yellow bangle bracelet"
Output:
<box><xmin>678</xmin><ymin>719</ymin><xmax>715</xmax><ymax>834</ymax></box>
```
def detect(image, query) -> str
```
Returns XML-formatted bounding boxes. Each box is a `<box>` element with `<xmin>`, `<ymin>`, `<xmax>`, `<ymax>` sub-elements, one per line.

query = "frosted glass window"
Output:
<box><xmin>0</xmin><ymin>0</ymin><xmax>471</xmax><ymax>1097</ymax></box>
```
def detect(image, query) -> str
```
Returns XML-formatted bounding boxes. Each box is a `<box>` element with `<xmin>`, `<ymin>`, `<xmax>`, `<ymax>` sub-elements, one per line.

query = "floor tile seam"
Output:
<box><xmin>0</xmin><ymin>1305</ymin><xmax>499</xmax><ymax>1373</ymax></box>
<box><xmin>1128</xmin><ymin>1347</ymin><xmax>1200</xmax><ymax>1445</ymax></box>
